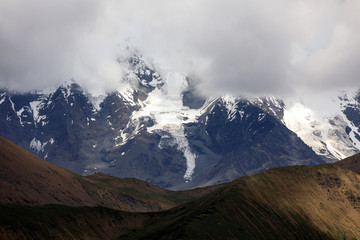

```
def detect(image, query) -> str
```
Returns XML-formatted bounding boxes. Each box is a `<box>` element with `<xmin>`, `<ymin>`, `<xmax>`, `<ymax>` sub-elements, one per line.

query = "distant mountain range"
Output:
<box><xmin>2</xmin><ymin>137</ymin><xmax>360</xmax><ymax>239</ymax></box>
<box><xmin>1</xmin><ymin>52</ymin><xmax>360</xmax><ymax>189</ymax></box>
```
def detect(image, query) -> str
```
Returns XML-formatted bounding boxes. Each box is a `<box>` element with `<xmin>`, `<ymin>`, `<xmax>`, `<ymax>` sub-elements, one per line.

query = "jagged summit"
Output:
<box><xmin>1</xmin><ymin>52</ymin><xmax>359</xmax><ymax>189</ymax></box>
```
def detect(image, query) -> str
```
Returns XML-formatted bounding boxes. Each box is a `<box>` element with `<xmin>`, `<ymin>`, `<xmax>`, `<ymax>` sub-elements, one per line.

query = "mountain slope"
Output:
<box><xmin>4</xmin><ymin>163</ymin><xmax>360</xmax><ymax>239</ymax></box>
<box><xmin>334</xmin><ymin>152</ymin><xmax>360</xmax><ymax>173</ymax></box>
<box><xmin>1</xmin><ymin>52</ymin><xmax>353</xmax><ymax>189</ymax></box>
<box><xmin>0</xmin><ymin>81</ymin><xmax>326</xmax><ymax>190</ymax></box>
<box><xmin>183</xmin><ymin>96</ymin><xmax>324</xmax><ymax>188</ymax></box>
<box><xmin>0</xmin><ymin>136</ymin><xmax>216</xmax><ymax>211</ymax></box>
<box><xmin>120</xmin><ymin>164</ymin><xmax>360</xmax><ymax>239</ymax></box>
<box><xmin>283</xmin><ymin>90</ymin><xmax>360</xmax><ymax>161</ymax></box>
<box><xmin>0</xmin><ymin>205</ymin><xmax>149</xmax><ymax>240</ymax></box>
<box><xmin>3</xmin><ymin>138</ymin><xmax>360</xmax><ymax>239</ymax></box>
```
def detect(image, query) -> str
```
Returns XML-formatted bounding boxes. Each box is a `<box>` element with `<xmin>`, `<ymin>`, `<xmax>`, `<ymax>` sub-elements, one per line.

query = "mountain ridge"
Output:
<box><xmin>119</xmin><ymin>164</ymin><xmax>360</xmax><ymax>239</ymax></box>
<box><xmin>1</xmin><ymin>52</ymin><xmax>359</xmax><ymax>189</ymax></box>
<box><xmin>0</xmin><ymin>136</ymin><xmax>217</xmax><ymax>211</ymax></box>
<box><xmin>3</xmin><ymin>136</ymin><xmax>360</xmax><ymax>239</ymax></box>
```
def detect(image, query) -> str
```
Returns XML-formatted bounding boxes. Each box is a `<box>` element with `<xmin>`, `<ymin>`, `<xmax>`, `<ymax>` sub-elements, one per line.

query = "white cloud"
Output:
<box><xmin>0</xmin><ymin>0</ymin><xmax>359</xmax><ymax>98</ymax></box>
<box><xmin>0</xmin><ymin>0</ymin><xmax>121</xmax><ymax>93</ymax></box>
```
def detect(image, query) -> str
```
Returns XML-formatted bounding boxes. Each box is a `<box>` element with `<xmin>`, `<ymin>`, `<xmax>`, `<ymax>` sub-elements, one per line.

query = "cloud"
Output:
<box><xmin>0</xmin><ymin>0</ymin><xmax>359</xmax><ymax>98</ymax></box>
<box><xmin>291</xmin><ymin>1</ymin><xmax>360</xmax><ymax>94</ymax></box>
<box><xmin>0</xmin><ymin>0</ymin><xmax>122</xmax><ymax>93</ymax></box>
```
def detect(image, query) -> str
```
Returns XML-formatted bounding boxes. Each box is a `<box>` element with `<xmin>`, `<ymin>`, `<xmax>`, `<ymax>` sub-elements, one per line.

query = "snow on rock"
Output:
<box><xmin>30</xmin><ymin>138</ymin><xmax>45</xmax><ymax>152</ymax></box>
<box><xmin>118</xmin><ymin>86</ymin><xmax>137</xmax><ymax>106</ymax></box>
<box><xmin>29</xmin><ymin>100</ymin><xmax>47</xmax><ymax>125</ymax></box>
<box><xmin>258</xmin><ymin>113</ymin><xmax>266</xmax><ymax>122</ymax></box>
<box><xmin>60</xmin><ymin>82</ymin><xmax>72</xmax><ymax>102</ymax></box>
<box><xmin>266</xmin><ymin>96</ymin><xmax>283</xmax><ymax>109</ymax></box>
<box><xmin>127</xmin><ymin>72</ymin><xmax>198</xmax><ymax>181</ymax></box>
<box><xmin>157</xmin><ymin>124</ymin><xmax>197</xmax><ymax>182</ymax></box>
<box><xmin>16</xmin><ymin>107</ymin><xmax>25</xmax><ymax>126</ymax></box>
<box><xmin>29</xmin><ymin>101</ymin><xmax>41</xmax><ymax>121</ymax></box>
<box><xmin>222</xmin><ymin>95</ymin><xmax>238</xmax><ymax>121</ymax></box>
<box><xmin>338</xmin><ymin>91</ymin><xmax>360</xmax><ymax>148</ymax></box>
<box><xmin>8</xmin><ymin>96</ymin><xmax>16</xmax><ymax>114</ymax></box>
<box><xmin>283</xmin><ymin>103</ymin><xmax>357</xmax><ymax>161</ymax></box>
<box><xmin>0</xmin><ymin>93</ymin><xmax>6</xmax><ymax>105</ymax></box>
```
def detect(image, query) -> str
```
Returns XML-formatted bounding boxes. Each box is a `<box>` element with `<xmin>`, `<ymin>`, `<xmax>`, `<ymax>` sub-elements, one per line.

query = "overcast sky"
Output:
<box><xmin>0</xmin><ymin>0</ymin><xmax>359</xmax><ymax>100</ymax></box>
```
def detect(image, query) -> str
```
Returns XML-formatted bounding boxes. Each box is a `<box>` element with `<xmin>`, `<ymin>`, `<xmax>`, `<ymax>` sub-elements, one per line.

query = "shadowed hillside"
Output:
<box><xmin>4</xmin><ymin>135</ymin><xmax>360</xmax><ymax>239</ymax></box>
<box><xmin>119</xmin><ymin>164</ymin><xmax>360</xmax><ymax>240</ymax></box>
<box><xmin>0</xmin><ymin>204</ymin><xmax>150</xmax><ymax>240</ymax></box>
<box><xmin>335</xmin><ymin>152</ymin><xmax>360</xmax><ymax>173</ymax></box>
<box><xmin>0</xmin><ymin>136</ymin><xmax>217</xmax><ymax>212</ymax></box>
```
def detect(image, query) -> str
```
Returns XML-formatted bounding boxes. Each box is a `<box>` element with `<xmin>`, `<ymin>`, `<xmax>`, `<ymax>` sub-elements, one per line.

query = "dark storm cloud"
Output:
<box><xmin>0</xmin><ymin>0</ymin><xmax>359</xmax><ymax>97</ymax></box>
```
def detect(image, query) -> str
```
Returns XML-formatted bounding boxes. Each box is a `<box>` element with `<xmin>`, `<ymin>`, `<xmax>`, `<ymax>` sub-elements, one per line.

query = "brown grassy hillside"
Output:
<box><xmin>120</xmin><ymin>164</ymin><xmax>360</xmax><ymax>240</ymax></box>
<box><xmin>335</xmin><ymin>152</ymin><xmax>360</xmax><ymax>173</ymax></box>
<box><xmin>4</xmin><ymin>163</ymin><xmax>360</xmax><ymax>239</ymax></box>
<box><xmin>4</xmin><ymin>134</ymin><xmax>360</xmax><ymax>239</ymax></box>
<box><xmin>0</xmin><ymin>136</ymin><xmax>216</xmax><ymax>212</ymax></box>
<box><xmin>0</xmin><ymin>204</ymin><xmax>150</xmax><ymax>240</ymax></box>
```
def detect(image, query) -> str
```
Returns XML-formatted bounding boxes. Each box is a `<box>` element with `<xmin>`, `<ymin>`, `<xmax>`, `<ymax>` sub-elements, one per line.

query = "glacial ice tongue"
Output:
<box><xmin>129</xmin><ymin>72</ymin><xmax>198</xmax><ymax>181</ymax></box>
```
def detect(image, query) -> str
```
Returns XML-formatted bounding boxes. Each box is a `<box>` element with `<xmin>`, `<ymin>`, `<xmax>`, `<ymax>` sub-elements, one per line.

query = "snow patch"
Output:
<box><xmin>0</xmin><ymin>93</ymin><xmax>5</xmax><ymax>105</ymax></box>
<box><xmin>29</xmin><ymin>101</ymin><xmax>40</xmax><ymax>116</ymax></box>
<box><xmin>16</xmin><ymin>107</ymin><xmax>25</xmax><ymax>126</ymax></box>
<box><xmin>8</xmin><ymin>96</ymin><xmax>16</xmax><ymax>113</ymax></box>
<box><xmin>29</xmin><ymin>100</ymin><xmax>46</xmax><ymax>124</ymax></box>
<box><xmin>266</xmin><ymin>96</ymin><xmax>282</xmax><ymax>109</ymax></box>
<box><xmin>239</xmin><ymin>110</ymin><xmax>245</xmax><ymax>119</ymax></box>
<box><xmin>30</xmin><ymin>138</ymin><xmax>46</xmax><ymax>152</ymax></box>
<box><xmin>258</xmin><ymin>113</ymin><xmax>266</xmax><ymax>122</ymax></box>
<box><xmin>222</xmin><ymin>95</ymin><xmax>238</xmax><ymax>121</ymax></box>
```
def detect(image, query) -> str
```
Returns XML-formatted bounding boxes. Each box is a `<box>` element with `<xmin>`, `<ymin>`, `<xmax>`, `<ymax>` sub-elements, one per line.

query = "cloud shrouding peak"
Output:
<box><xmin>0</xmin><ymin>0</ymin><xmax>360</xmax><ymax>98</ymax></box>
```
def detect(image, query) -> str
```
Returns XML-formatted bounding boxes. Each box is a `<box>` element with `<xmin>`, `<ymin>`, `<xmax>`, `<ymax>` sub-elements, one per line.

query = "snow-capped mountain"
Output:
<box><xmin>1</xmin><ymin>52</ymin><xmax>358</xmax><ymax>189</ymax></box>
<box><xmin>283</xmin><ymin>91</ymin><xmax>360</xmax><ymax>162</ymax></box>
